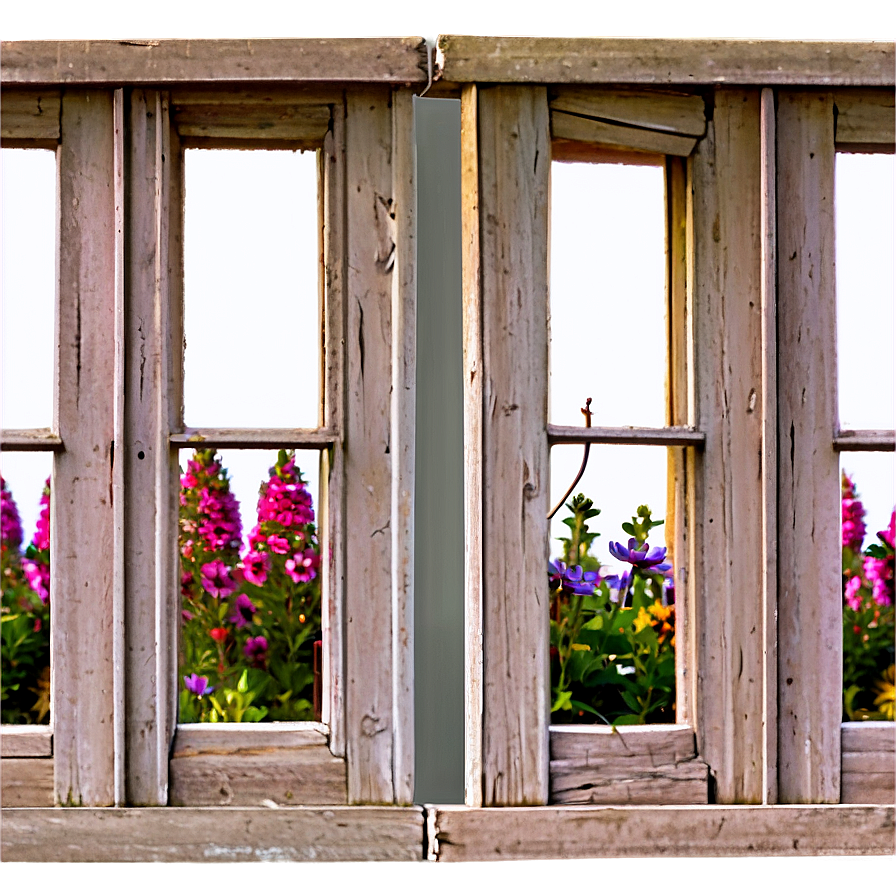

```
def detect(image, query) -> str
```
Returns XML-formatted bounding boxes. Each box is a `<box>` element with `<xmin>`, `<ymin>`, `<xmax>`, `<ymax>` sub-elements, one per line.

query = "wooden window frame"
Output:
<box><xmin>447</xmin><ymin>37</ymin><xmax>895</xmax><ymax>859</ymax></box>
<box><xmin>1</xmin><ymin>39</ymin><xmax>422</xmax><ymax>835</ymax></box>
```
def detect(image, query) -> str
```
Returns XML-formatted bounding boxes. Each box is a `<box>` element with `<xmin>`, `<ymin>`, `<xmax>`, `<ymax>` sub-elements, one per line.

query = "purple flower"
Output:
<box><xmin>240</xmin><ymin>550</ymin><xmax>270</xmax><ymax>587</ymax></box>
<box><xmin>228</xmin><ymin>593</ymin><xmax>257</xmax><ymax>629</ymax></box>
<box><xmin>183</xmin><ymin>673</ymin><xmax>213</xmax><ymax>696</ymax></box>
<box><xmin>200</xmin><ymin>559</ymin><xmax>236</xmax><ymax>599</ymax></box>
<box><xmin>22</xmin><ymin>558</ymin><xmax>50</xmax><ymax>605</ymax></box>
<box><xmin>548</xmin><ymin>560</ymin><xmax>598</xmax><ymax>595</ymax></box>
<box><xmin>608</xmin><ymin>538</ymin><xmax>672</xmax><ymax>572</ymax></box>
<box><xmin>244</xmin><ymin>635</ymin><xmax>268</xmax><ymax>664</ymax></box>
<box><xmin>1</xmin><ymin>476</ymin><xmax>24</xmax><ymax>552</ymax></box>
<box><xmin>32</xmin><ymin>478</ymin><xmax>51</xmax><ymax>552</ymax></box>
<box><xmin>285</xmin><ymin>547</ymin><xmax>319</xmax><ymax>584</ymax></box>
<box><xmin>604</xmin><ymin>570</ymin><xmax>631</xmax><ymax>602</ymax></box>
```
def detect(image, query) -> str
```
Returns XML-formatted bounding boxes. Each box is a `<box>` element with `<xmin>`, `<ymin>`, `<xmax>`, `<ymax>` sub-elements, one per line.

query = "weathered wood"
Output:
<box><xmin>0</xmin><ymin>89</ymin><xmax>60</xmax><ymax>143</ymax></box>
<box><xmin>54</xmin><ymin>89</ymin><xmax>118</xmax><ymax>807</ymax></box>
<box><xmin>760</xmin><ymin>87</ymin><xmax>779</xmax><ymax>805</ymax></box>
<box><xmin>436</xmin><ymin>37</ymin><xmax>896</xmax><ymax>87</ymax></box>
<box><xmin>691</xmin><ymin>90</ymin><xmax>767</xmax><ymax>803</ymax></box>
<box><xmin>477</xmin><ymin>85</ymin><xmax>550</xmax><ymax>806</ymax></box>
<box><xmin>169</xmin><ymin>427</ymin><xmax>337</xmax><ymax>449</ymax></box>
<box><xmin>550</xmin><ymin>87</ymin><xmax>706</xmax><ymax>137</ymax></box>
<box><xmin>551</xmin><ymin>110</ymin><xmax>698</xmax><ymax>157</ymax></box>
<box><xmin>121</xmin><ymin>88</ymin><xmax>180</xmax><ymax>807</ymax></box>
<box><xmin>0</xmin><ymin>429</ymin><xmax>64</xmax><ymax>450</ymax></box>
<box><xmin>1</xmin><ymin>806</ymin><xmax>425</xmax><ymax>861</ymax></box>
<box><xmin>834</xmin><ymin>89</ymin><xmax>896</xmax><ymax>146</ymax></box>
<box><xmin>391</xmin><ymin>87</ymin><xmax>416</xmax><ymax>806</ymax></box>
<box><xmin>2</xmin><ymin>39</ymin><xmax>430</xmax><ymax>86</ymax></box>
<box><xmin>343</xmin><ymin>88</ymin><xmax>396</xmax><ymax>803</ymax></box>
<box><xmin>173</xmin><ymin>722</ymin><xmax>328</xmax><ymax>754</ymax></box>
<box><xmin>841</xmin><ymin>751</ymin><xmax>896</xmax><ymax>774</ymax></box>
<box><xmin>0</xmin><ymin>759</ymin><xmax>54</xmax><ymax>807</ymax></box>
<box><xmin>172</xmin><ymin>103</ymin><xmax>331</xmax><ymax>145</ymax></box>
<box><xmin>776</xmin><ymin>91</ymin><xmax>841</xmax><ymax>804</ymax></box>
<box><xmin>547</xmin><ymin>424</ymin><xmax>704</xmax><ymax>446</ymax></box>
<box><xmin>842</xmin><ymin>721</ymin><xmax>896</xmax><ymax>753</ymax></box>
<box><xmin>550</xmin><ymin>724</ymin><xmax>698</xmax><ymax>762</ymax></box>
<box><xmin>170</xmin><ymin>87</ymin><xmax>343</xmax><ymax>107</ymax></box>
<box><xmin>0</xmin><ymin>726</ymin><xmax>53</xmax><ymax>758</ymax></box>
<box><xmin>834</xmin><ymin>430</ymin><xmax>896</xmax><ymax>451</ymax></box>
<box><xmin>320</xmin><ymin>99</ymin><xmax>346</xmax><ymax>760</ymax></box>
<box><xmin>840</xmin><ymin>723</ymin><xmax>895</xmax><ymax>804</ymax></box>
<box><xmin>169</xmin><ymin>748</ymin><xmax>347</xmax><ymax>806</ymax></box>
<box><xmin>551</xmin><ymin>140</ymin><xmax>666</xmax><ymax>166</ymax></box>
<box><xmin>460</xmin><ymin>83</ymin><xmax>484</xmax><ymax>808</ymax></box>
<box><xmin>841</xmin><ymin>773</ymin><xmax>896</xmax><ymax>805</ymax></box>
<box><xmin>427</xmin><ymin>804</ymin><xmax>896</xmax><ymax>860</ymax></box>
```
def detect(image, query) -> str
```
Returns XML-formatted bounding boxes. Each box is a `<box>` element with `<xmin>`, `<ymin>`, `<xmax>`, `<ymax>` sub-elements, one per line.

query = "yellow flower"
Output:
<box><xmin>873</xmin><ymin>665</ymin><xmax>895</xmax><ymax>721</ymax></box>
<box><xmin>633</xmin><ymin>606</ymin><xmax>652</xmax><ymax>633</ymax></box>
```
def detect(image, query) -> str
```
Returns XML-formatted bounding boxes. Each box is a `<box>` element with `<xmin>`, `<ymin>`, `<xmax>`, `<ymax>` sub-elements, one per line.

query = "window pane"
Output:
<box><xmin>549</xmin><ymin>444</ymin><xmax>675</xmax><ymax>725</ymax></box>
<box><xmin>836</xmin><ymin>153</ymin><xmax>895</xmax><ymax>431</ymax></box>
<box><xmin>178</xmin><ymin>447</ymin><xmax>322</xmax><ymax>723</ymax></box>
<box><xmin>549</xmin><ymin>161</ymin><xmax>667</xmax><ymax>428</ymax></box>
<box><xmin>183</xmin><ymin>150</ymin><xmax>320</xmax><ymax>429</ymax></box>
<box><xmin>1</xmin><ymin>148</ymin><xmax>56</xmax><ymax>430</ymax></box>
<box><xmin>841</xmin><ymin>453</ymin><xmax>895</xmax><ymax>722</ymax></box>
<box><xmin>1</xmin><ymin>453</ymin><xmax>52</xmax><ymax>724</ymax></box>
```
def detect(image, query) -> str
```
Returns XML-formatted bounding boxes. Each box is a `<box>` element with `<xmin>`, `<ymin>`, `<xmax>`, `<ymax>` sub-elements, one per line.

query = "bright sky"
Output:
<box><xmin>4</xmin><ymin>88</ymin><xmax>893</xmax><ymax>558</ymax></box>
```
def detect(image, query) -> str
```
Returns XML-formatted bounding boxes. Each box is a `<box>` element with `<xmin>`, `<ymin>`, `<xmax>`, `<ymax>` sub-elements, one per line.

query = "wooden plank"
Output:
<box><xmin>390</xmin><ymin>87</ymin><xmax>416</xmax><ymax>806</ymax></box>
<box><xmin>2</xmin><ymin>39</ymin><xmax>430</xmax><ymax>86</ymax></box>
<box><xmin>551</xmin><ymin>140</ymin><xmax>665</xmax><ymax>166</ymax></box>
<box><xmin>478</xmin><ymin>86</ymin><xmax>550</xmax><ymax>806</ymax></box>
<box><xmin>169</xmin><ymin>751</ymin><xmax>347</xmax><ymax>806</ymax></box>
<box><xmin>842</xmin><ymin>722</ymin><xmax>896</xmax><ymax>754</ymax></box>
<box><xmin>691</xmin><ymin>90</ymin><xmax>767</xmax><ymax>804</ymax></box>
<box><xmin>0</xmin><ymin>89</ymin><xmax>60</xmax><ymax>142</ymax></box>
<box><xmin>170</xmin><ymin>87</ymin><xmax>343</xmax><ymax>106</ymax></box>
<box><xmin>760</xmin><ymin>86</ymin><xmax>779</xmax><ymax>805</ymax></box>
<box><xmin>435</xmin><ymin>37</ymin><xmax>896</xmax><ymax>87</ymax></box>
<box><xmin>0</xmin><ymin>429</ymin><xmax>64</xmax><ymax>450</ymax></box>
<box><xmin>121</xmin><ymin>90</ymin><xmax>180</xmax><ymax>806</ymax></box>
<box><xmin>0</xmin><ymin>726</ymin><xmax>53</xmax><ymax>758</ymax></box>
<box><xmin>53</xmin><ymin>89</ymin><xmax>118</xmax><ymax>807</ymax></box>
<box><xmin>169</xmin><ymin>428</ymin><xmax>337</xmax><ymax>448</ymax></box>
<box><xmin>320</xmin><ymin>99</ymin><xmax>346</xmax><ymax>760</ymax></box>
<box><xmin>427</xmin><ymin>804</ymin><xmax>896</xmax><ymax>860</ymax></box>
<box><xmin>834</xmin><ymin>430</ymin><xmax>895</xmax><ymax>451</ymax></box>
<box><xmin>173</xmin><ymin>722</ymin><xmax>328</xmax><ymax>754</ymax></box>
<box><xmin>547</xmin><ymin>424</ymin><xmax>704</xmax><ymax>446</ymax></box>
<box><xmin>1</xmin><ymin>806</ymin><xmax>425</xmax><ymax>861</ymax></box>
<box><xmin>550</xmin><ymin>87</ymin><xmax>706</xmax><ymax>137</ymax></box>
<box><xmin>173</xmin><ymin>103</ymin><xmax>331</xmax><ymax>141</ymax></box>
<box><xmin>343</xmin><ymin>88</ymin><xmax>396</xmax><ymax>803</ymax></box>
<box><xmin>841</xmin><ymin>772</ymin><xmax>896</xmax><ymax>805</ymax></box>
<box><xmin>550</xmin><ymin>724</ymin><xmax>697</xmax><ymax>762</ymax></box>
<box><xmin>551</xmin><ymin>110</ymin><xmax>697</xmax><ymax>157</ymax></box>
<box><xmin>776</xmin><ymin>91</ymin><xmax>841</xmax><ymax>804</ymax></box>
<box><xmin>0</xmin><ymin>759</ymin><xmax>54</xmax><ymax>807</ymax></box>
<box><xmin>841</xmin><ymin>751</ymin><xmax>896</xmax><ymax>774</ymax></box>
<box><xmin>834</xmin><ymin>89</ymin><xmax>896</xmax><ymax>146</ymax></box>
<box><xmin>460</xmin><ymin>83</ymin><xmax>484</xmax><ymax>808</ymax></box>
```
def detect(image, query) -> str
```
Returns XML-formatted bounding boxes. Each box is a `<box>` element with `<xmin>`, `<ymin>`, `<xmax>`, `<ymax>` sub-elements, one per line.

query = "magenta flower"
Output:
<box><xmin>864</xmin><ymin>555</ymin><xmax>893</xmax><ymax>607</ymax></box>
<box><xmin>244</xmin><ymin>635</ymin><xmax>268</xmax><ymax>664</ymax></box>
<box><xmin>266</xmin><ymin>534</ymin><xmax>290</xmax><ymax>554</ymax></box>
<box><xmin>1</xmin><ymin>476</ymin><xmax>24</xmax><ymax>552</ymax></box>
<box><xmin>200</xmin><ymin>559</ymin><xmax>236</xmax><ymax>599</ymax></box>
<box><xmin>285</xmin><ymin>548</ymin><xmax>319</xmax><ymax>584</ymax></box>
<box><xmin>229</xmin><ymin>593</ymin><xmax>257</xmax><ymax>629</ymax></box>
<box><xmin>844</xmin><ymin>575</ymin><xmax>863</xmax><ymax>611</ymax></box>
<box><xmin>841</xmin><ymin>474</ymin><xmax>867</xmax><ymax>551</ymax></box>
<box><xmin>183</xmin><ymin>673</ymin><xmax>213</xmax><ymax>696</ymax></box>
<box><xmin>22</xmin><ymin>558</ymin><xmax>50</xmax><ymax>605</ymax></box>
<box><xmin>608</xmin><ymin>538</ymin><xmax>672</xmax><ymax>572</ymax></box>
<box><xmin>240</xmin><ymin>550</ymin><xmax>270</xmax><ymax>586</ymax></box>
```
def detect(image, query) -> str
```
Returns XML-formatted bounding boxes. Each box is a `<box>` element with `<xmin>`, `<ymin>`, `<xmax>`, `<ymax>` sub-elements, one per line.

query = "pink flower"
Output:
<box><xmin>32</xmin><ymin>478</ymin><xmax>51</xmax><ymax>552</ymax></box>
<box><xmin>244</xmin><ymin>635</ymin><xmax>268</xmax><ymax>664</ymax></box>
<box><xmin>240</xmin><ymin>550</ymin><xmax>270</xmax><ymax>586</ymax></box>
<box><xmin>200</xmin><ymin>559</ymin><xmax>236</xmax><ymax>599</ymax></box>
<box><xmin>1</xmin><ymin>476</ymin><xmax>24</xmax><ymax>552</ymax></box>
<box><xmin>844</xmin><ymin>575</ymin><xmax>863</xmax><ymax>611</ymax></box>
<box><xmin>285</xmin><ymin>548</ymin><xmax>319</xmax><ymax>584</ymax></box>
<box><xmin>22</xmin><ymin>559</ymin><xmax>49</xmax><ymax>604</ymax></box>
<box><xmin>229</xmin><ymin>593</ymin><xmax>256</xmax><ymax>629</ymax></box>
<box><xmin>267</xmin><ymin>534</ymin><xmax>290</xmax><ymax>554</ymax></box>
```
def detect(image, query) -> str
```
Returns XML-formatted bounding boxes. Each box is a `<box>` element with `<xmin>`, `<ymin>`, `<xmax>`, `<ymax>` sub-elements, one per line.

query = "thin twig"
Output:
<box><xmin>548</xmin><ymin>398</ymin><xmax>593</xmax><ymax>520</ymax></box>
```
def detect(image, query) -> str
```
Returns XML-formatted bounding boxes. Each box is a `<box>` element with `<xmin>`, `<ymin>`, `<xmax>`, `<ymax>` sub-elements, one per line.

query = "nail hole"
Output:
<box><xmin>137</xmin><ymin>450</ymin><xmax>146</xmax><ymax>460</ymax></box>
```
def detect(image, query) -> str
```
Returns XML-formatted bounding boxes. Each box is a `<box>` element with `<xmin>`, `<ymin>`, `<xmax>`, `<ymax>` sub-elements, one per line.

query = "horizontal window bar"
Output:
<box><xmin>834</xmin><ymin>430</ymin><xmax>895</xmax><ymax>451</ymax></box>
<box><xmin>170</xmin><ymin>428</ymin><xmax>337</xmax><ymax>449</ymax></box>
<box><xmin>0</xmin><ymin>429</ymin><xmax>63</xmax><ymax>451</ymax></box>
<box><xmin>0</xmin><ymin>725</ymin><xmax>53</xmax><ymax>759</ymax></box>
<box><xmin>548</xmin><ymin>424</ymin><xmax>705</xmax><ymax>447</ymax></box>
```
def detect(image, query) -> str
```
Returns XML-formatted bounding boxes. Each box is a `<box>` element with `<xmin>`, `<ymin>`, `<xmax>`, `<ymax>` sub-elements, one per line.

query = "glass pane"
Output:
<box><xmin>836</xmin><ymin>153</ymin><xmax>895</xmax><ymax>431</ymax></box>
<box><xmin>841</xmin><ymin>453</ymin><xmax>895</xmax><ymax>722</ymax></box>
<box><xmin>178</xmin><ymin>447</ymin><xmax>322</xmax><ymax>723</ymax></box>
<box><xmin>549</xmin><ymin>444</ymin><xmax>675</xmax><ymax>725</ymax></box>
<box><xmin>550</xmin><ymin>161</ymin><xmax>666</xmax><ymax>427</ymax></box>
<box><xmin>1</xmin><ymin>148</ymin><xmax>56</xmax><ymax>429</ymax></box>
<box><xmin>183</xmin><ymin>150</ymin><xmax>320</xmax><ymax>429</ymax></box>
<box><xmin>1</xmin><ymin>453</ymin><xmax>52</xmax><ymax>724</ymax></box>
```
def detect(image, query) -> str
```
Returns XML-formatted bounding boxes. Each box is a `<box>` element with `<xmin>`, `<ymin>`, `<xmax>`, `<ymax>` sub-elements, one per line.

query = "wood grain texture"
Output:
<box><xmin>0</xmin><ymin>726</ymin><xmax>53</xmax><ymax>758</ymax></box>
<box><xmin>0</xmin><ymin>429</ymin><xmax>64</xmax><ymax>450</ymax></box>
<box><xmin>0</xmin><ymin>88</ymin><xmax>60</xmax><ymax>142</ymax></box>
<box><xmin>550</xmin><ymin>87</ymin><xmax>706</xmax><ymax>136</ymax></box>
<box><xmin>390</xmin><ymin>87</ymin><xmax>416</xmax><ymax>806</ymax></box>
<box><xmin>841</xmin><ymin>722</ymin><xmax>895</xmax><ymax>804</ymax></box>
<box><xmin>776</xmin><ymin>91</ymin><xmax>841</xmax><ymax>804</ymax></box>
<box><xmin>435</xmin><ymin>37</ymin><xmax>896</xmax><ymax>87</ymax></box>
<box><xmin>53</xmin><ymin>89</ymin><xmax>118</xmax><ymax>807</ymax></box>
<box><xmin>1</xmin><ymin>806</ymin><xmax>425</xmax><ymax>861</ymax></box>
<box><xmin>1</xmin><ymin>759</ymin><xmax>55</xmax><ymax>807</ymax></box>
<box><xmin>547</xmin><ymin>424</ymin><xmax>704</xmax><ymax>446</ymax></box>
<box><xmin>427</xmin><ymin>804</ymin><xmax>896</xmax><ymax>860</ymax></box>
<box><xmin>834</xmin><ymin>430</ymin><xmax>896</xmax><ymax>451</ymax></box>
<box><xmin>551</xmin><ymin>110</ymin><xmax>697</xmax><ymax>157</ymax></box>
<box><xmin>691</xmin><ymin>90</ymin><xmax>767</xmax><ymax>803</ymax></box>
<box><xmin>460</xmin><ymin>83</ymin><xmax>484</xmax><ymax>807</ymax></box>
<box><xmin>834</xmin><ymin>89</ymin><xmax>896</xmax><ymax>146</ymax></box>
<box><xmin>477</xmin><ymin>86</ymin><xmax>550</xmax><ymax>806</ymax></box>
<box><xmin>2</xmin><ymin>39</ymin><xmax>430</xmax><ymax>86</ymax></box>
<box><xmin>172</xmin><ymin>103</ymin><xmax>331</xmax><ymax>146</ymax></box>
<box><xmin>344</xmin><ymin>89</ymin><xmax>396</xmax><ymax>803</ymax></box>
<box><xmin>169</xmin><ymin>428</ymin><xmax>337</xmax><ymax>448</ymax></box>
<box><xmin>173</xmin><ymin>722</ymin><xmax>328</xmax><ymax>753</ymax></box>
<box><xmin>842</xmin><ymin>722</ymin><xmax>896</xmax><ymax>753</ymax></box>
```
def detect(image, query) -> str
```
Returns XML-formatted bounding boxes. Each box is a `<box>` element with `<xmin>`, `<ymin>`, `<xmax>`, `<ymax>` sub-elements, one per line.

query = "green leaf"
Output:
<box><xmin>551</xmin><ymin>690</ymin><xmax>573</xmax><ymax>713</ymax></box>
